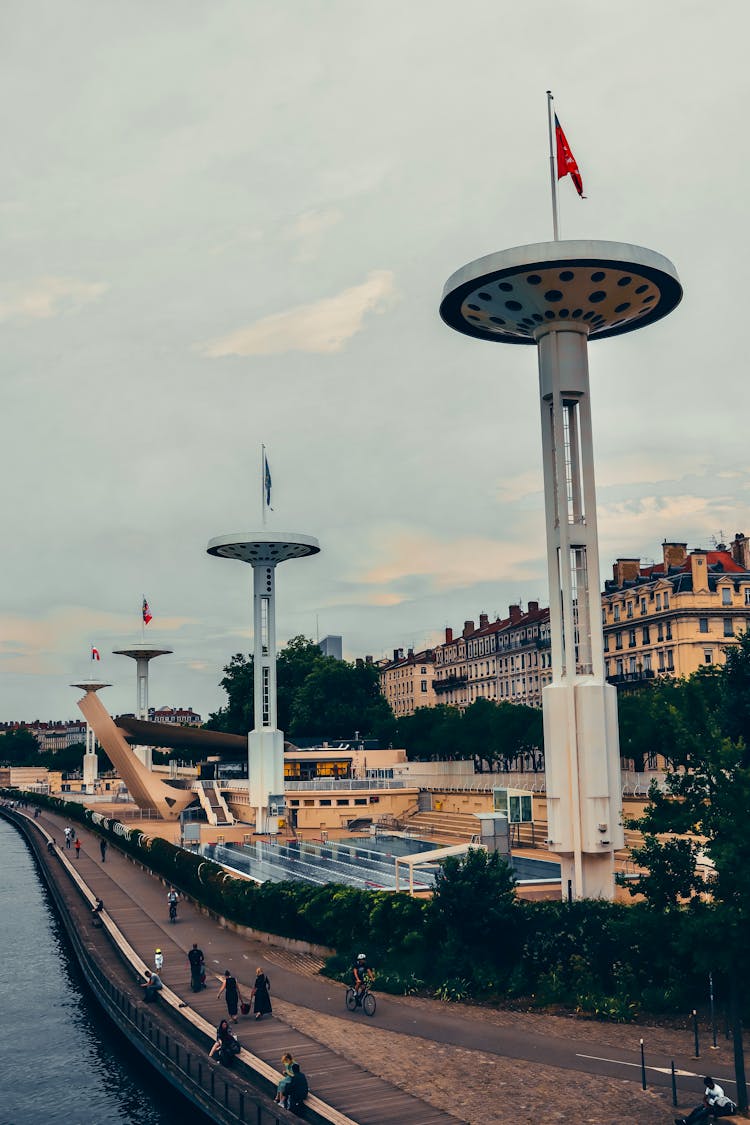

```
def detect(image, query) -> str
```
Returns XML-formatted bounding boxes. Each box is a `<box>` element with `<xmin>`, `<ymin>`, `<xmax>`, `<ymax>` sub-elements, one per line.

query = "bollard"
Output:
<box><xmin>671</xmin><ymin>1059</ymin><xmax>678</xmax><ymax>1107</ymax></box>
<box><xmin>709</xmin><ymin>973</ymin><xmax>719</xmax><ymax>1050</ymax></box>
<box><xmin>640</xmin><ymin>1038</ymin><xmax>647</xmax><ymax>1090</ymax></box>
<box><xmin>693</xmin><ymin>1009</ymin><xmax>700</xmax><ymax>1058</ymax></box>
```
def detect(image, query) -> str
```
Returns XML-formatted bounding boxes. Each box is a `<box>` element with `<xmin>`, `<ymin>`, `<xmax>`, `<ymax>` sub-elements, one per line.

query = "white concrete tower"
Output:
<box><xmin>112</xmin><ymin>645</ymin><xmax>172</xmax><ymax>769</ymax></box>
<box><xmin>207</xmin><ymin>531</ymin><xmax>320</xmax><ymax>833</ymax></box>
<box><xmin>70</xmin><ymin>678</ymin><xmax>111</xmax><ymax>792</ymax></box>
<box><xmin>441</xmin><ymin>240</ymin><xmax>682</xmax><ymax>899</ymax></box>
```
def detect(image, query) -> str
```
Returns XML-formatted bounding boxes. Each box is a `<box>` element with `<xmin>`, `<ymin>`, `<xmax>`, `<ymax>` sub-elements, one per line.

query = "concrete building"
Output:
<box><xmin>602</xmin><ymin>535</ymin><xmax>750</xmax><ymax>684</ymax></box>
<box><xmin>379</xmin><ymin>647</ymin><xmax>437</xmax><ymax>716</ymax></box>
<box><xmin>318</xmin><ymin>635</ymin><xmax>343</xmax><ymax>660</ymax></box>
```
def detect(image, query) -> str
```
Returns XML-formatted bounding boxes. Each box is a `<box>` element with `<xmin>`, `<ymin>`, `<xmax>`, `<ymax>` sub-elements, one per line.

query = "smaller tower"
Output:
<box><xmin>207</xmin><ymin>530</ymin><xmax>320</xmax><ymax>832</ymax></box>
<box><xmin>112</xmin><ymin>645</ymin><xmax>172</xmax><ymax>769</ymax></box>
<box><xmin>70</xmin><ymin>678</ymin><xmax>111</xmax><ymax>792</ymax></box>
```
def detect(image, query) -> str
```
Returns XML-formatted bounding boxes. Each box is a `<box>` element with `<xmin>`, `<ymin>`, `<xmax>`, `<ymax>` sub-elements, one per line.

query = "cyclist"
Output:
<box><xmin>167</xmin><ymin>887</ymin><xmax>178</xmax><ymax>921</ymax></box>
<box><xmin>351</xmin><ymin>952</ymin><xmax>374</xmax><ymax>1003</ymax></box>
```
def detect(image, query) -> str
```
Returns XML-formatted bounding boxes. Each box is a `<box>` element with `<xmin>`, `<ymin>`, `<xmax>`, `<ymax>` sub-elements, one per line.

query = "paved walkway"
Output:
<box><xmin>35</xmin><ymin>807</ymin><xmax>739</xmax><ymax>1118</ymax></box>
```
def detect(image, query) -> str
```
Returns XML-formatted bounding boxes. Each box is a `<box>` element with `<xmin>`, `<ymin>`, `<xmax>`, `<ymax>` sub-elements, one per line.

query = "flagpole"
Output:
<box><xmin>546</xmin><ymin>90</ymin><xmax>560</xmax><ymax>241</ymax></box>
<box><xmin>261</xmin><ymin>444</ymin><xmax>266</xmax><ymax>527</ymax></box>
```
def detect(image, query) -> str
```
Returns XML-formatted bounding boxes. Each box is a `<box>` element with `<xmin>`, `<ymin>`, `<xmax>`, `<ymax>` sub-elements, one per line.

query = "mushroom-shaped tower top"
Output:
<box><xmin>113</xmin><ymin>646</ymin><xmax>173</xmax><ymax>660</ymax></box>
<box><xmin>71</xmin><ymin>679</ymin><xmax>112</xmax><ymax>692</ymax></box>
<box><xmin>207</xmin><ymin>531</ymin><xmax>320</xmax><ymax>566</ymax></box>
<box><xmin>440</xmin><ymin>239</ymin><xmax>682</xmax><ymax>346</ymax></box>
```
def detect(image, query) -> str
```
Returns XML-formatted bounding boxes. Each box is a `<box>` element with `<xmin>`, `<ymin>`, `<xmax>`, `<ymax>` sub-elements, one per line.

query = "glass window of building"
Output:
<box><xmin>722</xmin><ymin>587</ymin><xmax>732</xmax><ymax>606</ymax></box>
<box><xmin>724</xmin><ymin>618</ymin><xmax>734</xmax><ymax>637</ymax></box>
<box><xmin>699</xmin><ymin>617</ymin><xmax>709</xmax><ymax>633</ymax></box>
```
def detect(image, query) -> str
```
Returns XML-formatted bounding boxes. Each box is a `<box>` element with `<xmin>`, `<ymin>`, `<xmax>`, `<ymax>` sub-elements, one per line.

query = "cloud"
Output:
<box><xmin>354</xmin><ymin>528</ymin><xmax>542</xmax><ymax>596</ymax></box>
<box><xmin>283</xmin><ymin>207</ymin><xmax>342</xmax><ymax>263</ymax></box>
<box><xmin>0</xmin><ymin>276</ymin><xmax>108</xmax><ymax>322</ymax></box>
<box><xmin>201</xmin><ymin>269</ymin><xmax>395</xmax><ymax>357</ymax></box>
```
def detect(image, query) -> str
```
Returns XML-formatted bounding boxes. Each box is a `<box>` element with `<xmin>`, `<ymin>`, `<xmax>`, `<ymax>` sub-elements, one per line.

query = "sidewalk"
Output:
<box><xmin>38</xmin><ymin>807</ymin><xmax>735</xmax><ymax>1125</ymax></box>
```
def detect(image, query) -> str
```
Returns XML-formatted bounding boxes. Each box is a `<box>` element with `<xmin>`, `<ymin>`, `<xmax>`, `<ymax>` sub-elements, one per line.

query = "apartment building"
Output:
<box><xmin>602</xmin><ymin>533</ymin><xmax>750</xmax><ymax>684</ymax></box>
<box><xmin>379</xmin><ymin>648</ymin><xmax>437</xmax><ymax>717</ymax></box>
<box><xmin>431</xmin><ymin>603</ymin><xmax>552</xmax><ymax>710</ymax></box>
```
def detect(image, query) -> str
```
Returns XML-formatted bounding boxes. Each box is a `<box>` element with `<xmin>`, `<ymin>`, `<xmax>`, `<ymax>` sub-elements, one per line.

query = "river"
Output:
<box><xmin>0</xmin><ymin>818</ymin><xmax>209</xmax><ymax>1125</ymax></box>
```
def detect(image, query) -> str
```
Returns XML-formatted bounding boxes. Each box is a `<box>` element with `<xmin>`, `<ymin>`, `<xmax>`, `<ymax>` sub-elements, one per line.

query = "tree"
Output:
<box><xmin>289</xmin><ymin>658</ymin><xmax>393</xmax><ymax>740</ymax></box>
<box><xmin>0</xmin><ymin>726</ymin><xmax>41</xmax><ymax>766</ymax></box>
<box><xmin>205</xmin><ymin>652</ymin><xmax>254</xmax><ymax>734</ymax></box>
<box><xmin>620</xmin><ymin>632</ymin><xmax>750</xmax><ymax>1108</ymax></box>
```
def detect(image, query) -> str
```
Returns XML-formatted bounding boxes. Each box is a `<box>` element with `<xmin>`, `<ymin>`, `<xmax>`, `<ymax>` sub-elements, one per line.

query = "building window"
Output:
<box><xmin>656</xmin><ymin>593</ymin><xmax>662</xmax><ymax>610</ymax></box>
<box><xmin>721</xmin><ymin>587</ymin><xmax>731</xmax><ymax>605</ymax></box>
<box><xmin>657</xmin><ymin>622</ymin><xmax>664</xmax><ymax>641</ymax></box>
<box><xmin>704</xmin><ymin>650</ymin><xmax>713</xmax><ymax>664</ymax></box>
<box><xmin>603</xmin><ymin>634</ymin><xmax>609</xmax><ymax>652</ymax></box>
<box><xmin>640</xmin><ymin>597</ymin><xmax>647</xmax><ymax>615</ymax></box>
<box><xmin>629</xmin><ymin>656</ymin><xmax>637</xmax><ymax>673</ymax></box>
<box><xmin>745</xmin><ymin>588</ymin><xmax>750</xmax><ymax>606</ymax></box>
<box><xmin>644</xmin><ymin>653</ymin><xmax>652</xmax><ymax>671</ymax></box>
<box><xmin>724</xmin><ymin>618</ymin><xmax>734</xmax><ymax>637</ymax></box>
<box><xmin>699</xmin><ymin>617</ymin><xmax>709</xmax><ymax>633</ymax></box>
<box><xmin>616</xmin><ymin>659</ymin><xmax>624</xmax><ymax>677</ymax></box>
<box><xmin>421</xmin><ymin>680</ymin><xmax>427</xmax><ymax>692</ymax></box>
<box><xmin>626</xmin><ymin>601</ymin><xmax>633</xmax><ymax>619</ymax></box>
<box><xmin>615</xmin><ymin>633</ymin><xmax>623</xmax><ymax>650</ymax></box>
<box><xmin>667</xmin><ymin>650</ymin><xmax>674</xmax><ymax>671</ymax></box>
<box><xmin>658</xmin><ymin>651</ymin><xmax>665</xmax><ymax>671</ymax></box>
<box><xmin>663</xmin><ymin>591</ymin><xmax>670</xmax><ymax>608</ymax></box>
<box><xmin>642</xmin><ymin>626</ymin><xmax>650</xmax><ymax>644</ymax></box>
<box><xmin>628</xmin><ymin>629</ymin><xmax>637</xmax><ymax>647</ymax></box>
<box><xmin>614</xmin><ymin>605</ymin><xmax>621</xmax><ymax>622</ymax></box>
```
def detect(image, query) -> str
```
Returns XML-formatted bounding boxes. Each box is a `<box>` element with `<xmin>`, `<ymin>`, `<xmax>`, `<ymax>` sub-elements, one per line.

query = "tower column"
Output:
<box><xmin>252</xmin><ymin>561</ymin><xmax>278</xmax><ymax>731</ymax></box>
<box><xmin>440</xmin><ymin>238</ymin><xmax>682</xmax><ymax>900</ymax></box>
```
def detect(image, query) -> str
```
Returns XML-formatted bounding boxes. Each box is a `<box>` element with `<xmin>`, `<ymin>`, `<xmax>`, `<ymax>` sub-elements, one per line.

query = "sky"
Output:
<box><xmin>2</xmin><ymin>0</ymin><xmax>750</xmax><ymax>723</ymax></box>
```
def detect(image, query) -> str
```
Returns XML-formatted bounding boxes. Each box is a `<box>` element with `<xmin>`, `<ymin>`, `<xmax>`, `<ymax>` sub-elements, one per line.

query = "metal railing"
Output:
<box><xmin>284</xmin><ymin>778</ymin><xmax>407</xmax><ymax>792</ymax></box>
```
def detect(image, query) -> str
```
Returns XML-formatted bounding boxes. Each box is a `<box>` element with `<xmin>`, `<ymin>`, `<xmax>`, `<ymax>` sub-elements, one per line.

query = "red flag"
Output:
<box><xmin>91</xmin><ymin>646</ymin><xmax>100</xmax><ymax>661</ymax></box>
<box><xmin>555</xmin><ymin>115</ymin><xmax>585</xmax><ymax>198</ymax></box>
<box><xmin>142</xmin><ymin>598</ymin><xmax>152</xmax><ymax>625</ymax></box>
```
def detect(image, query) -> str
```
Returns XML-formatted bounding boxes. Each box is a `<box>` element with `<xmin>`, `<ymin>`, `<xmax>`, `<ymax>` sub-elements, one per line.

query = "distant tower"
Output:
<box><xmin>207</xmin><ymin>531</ymin><xmax>320</xmax><ymax>833</ymax></box>
<box><xmin>112</xmin><ymin>645</ymin><xmax>172</xmax><ymax>769</ymax></box>
<box><xmin>441</xmin><ymin>239</ymin><xmax>682</xmax><ymax>899</ymax></box>
<box><xmin>70</xmin><ymin>678</ymin><xmax>111</xmax><ymax>792</ymax></box>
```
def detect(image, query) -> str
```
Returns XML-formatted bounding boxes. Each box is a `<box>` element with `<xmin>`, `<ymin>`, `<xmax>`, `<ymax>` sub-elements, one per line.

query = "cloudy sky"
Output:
<box><xmin>3</xmin><ymin>1</ymin><xmax>749</xmax><ymax>723</ymax></box>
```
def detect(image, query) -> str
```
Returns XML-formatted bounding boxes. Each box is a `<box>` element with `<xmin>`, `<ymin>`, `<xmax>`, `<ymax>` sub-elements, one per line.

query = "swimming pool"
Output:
<box><xmin>202</xmin><ymin>834</ymin><xmax>561</xmax><ymax>891</ymax></box>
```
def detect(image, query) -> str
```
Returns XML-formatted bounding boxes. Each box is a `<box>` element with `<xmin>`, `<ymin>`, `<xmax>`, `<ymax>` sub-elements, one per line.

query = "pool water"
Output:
<box><xmin>202</xmin><ymin>834</ymin><xmax>561</xmax><ymax>891</ymax></box>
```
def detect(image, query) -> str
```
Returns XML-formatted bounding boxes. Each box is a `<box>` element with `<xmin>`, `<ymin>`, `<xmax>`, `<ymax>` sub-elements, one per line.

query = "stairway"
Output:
<box><xmin>196</xmin><ymin>782</ymin><xmax>235</xmax><ymax>827</ymax></box>
<box><xmin>402</xmin><ymin>810</ymin><xmax>481</xmax><ymax>842</ymax></box>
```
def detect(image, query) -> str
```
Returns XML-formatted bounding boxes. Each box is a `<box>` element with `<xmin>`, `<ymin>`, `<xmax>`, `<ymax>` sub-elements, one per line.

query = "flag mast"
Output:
<box><xmin>546</xmin><ymin>90</ymin><xmax>560</xmax><ymax>241</ymax></box>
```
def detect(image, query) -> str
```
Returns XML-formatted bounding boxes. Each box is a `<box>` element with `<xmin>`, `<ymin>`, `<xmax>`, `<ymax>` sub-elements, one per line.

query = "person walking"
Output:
<box><xmin>188</xmin><ymin>943</ymin><xmax>205</xmax><ymax>991</ymax></box>
<box><xmin>251</xmin><ymin>967</ymin><xmax>272</xmax><ymax>1021</ymax></box>
<box><xmin>217</xmin><ymin>969</ymin><xmax>242</xmax><ymax>1023</ymax></box>
<box><xmin>64</xmin><ymin>827</ymin><xmax>72</xmax><ymax>849</ymax></box>
<box><xmin>99</xmin><ymin>839</ymin><xmax>107</xmax><ymax>862</ymax></box>
<box><xmin>154</xmin><ymin>948</ymin><xmax>163</xmax><ymax>973</ymax></box>
<box><xmin>74</xmin><ymin>837</ymin><xmax>81</xmax><ymax>859</ymax></box>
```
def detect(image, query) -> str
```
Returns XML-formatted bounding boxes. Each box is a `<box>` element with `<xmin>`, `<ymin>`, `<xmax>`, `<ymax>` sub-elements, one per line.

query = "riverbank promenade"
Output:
<box><xmin>12</xmin><ymin>803</ymin><xmax>744</xmax><ymax>1125</ymax></box>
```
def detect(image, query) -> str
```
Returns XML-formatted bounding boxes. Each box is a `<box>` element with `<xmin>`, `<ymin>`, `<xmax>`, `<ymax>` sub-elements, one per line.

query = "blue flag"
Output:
<box><xmin>264</xmin><ymin>454</ymin><xmax>272</xmax><ymax>508</ymax></box>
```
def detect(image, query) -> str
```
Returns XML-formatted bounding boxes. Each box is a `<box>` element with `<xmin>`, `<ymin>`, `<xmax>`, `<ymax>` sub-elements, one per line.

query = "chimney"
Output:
<box><xmin>393</xmin><ymin>649</ymin><xmax>400</xmax><ymax>662</ymax></box>
<box><xmin>613</xmin><ymin>558</ymin><xmax>641</xmax><ymax>585</ymax></box>
<box><xmin>463</xmin><ymin>620</ymin><xmax>475</xmax><ymax>637</ymax></box>
<box><xmin>662</xmin><ymin>541</ymin><xmax>688</xmax><ymax>571</ymax></box>
<box><xmin>528</xmin><ymin>600</ymin><xmax>539</xmax><ymax>613</ymax></box>
<box><xmin>732</xmin><ymin>532</ymin><xmax>750</xmax><ymax>570</ymax></box>
<box><xmin>365</xmin><ymin>654</ymin><xmax>373</xmax><ymax>665</ymax></box>
<box><xmin>407</xmin><ymin>648</ymin><xmax>414</xmax><ymax>659</ymax></box>
<box><xmin>445</xmin><ymin>626</ymin><xmax>453</xmax><ymax>644</ymax></box>
<box><xmin>479</xmin><ymin>613</ymin><xmax>489</xmax><ymax>629</ymax></box>
<box><xmin>509</xmin><ymin>604</ymin><xmax>522</xmax><ymax>624</ymax></box>
<box><xmin>690</xmin><ymin>550</ymin><xmax>709</xmax><ymax>593</ymax></box>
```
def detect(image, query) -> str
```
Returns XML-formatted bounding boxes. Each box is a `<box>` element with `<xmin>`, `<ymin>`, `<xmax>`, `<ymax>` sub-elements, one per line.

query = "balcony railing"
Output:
<box><xmin>432</xmin><ymin>675</ymin><xmax>468</xmax><ymax>694</ymax></box>
<box><xmin>607</xmin><ymin>670</ymin><xmax>657</xmax><ymax>686</ymax></box>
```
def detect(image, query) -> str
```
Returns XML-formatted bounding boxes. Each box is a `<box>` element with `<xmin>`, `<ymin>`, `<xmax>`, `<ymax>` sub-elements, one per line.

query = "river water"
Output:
<box><xmin>0</xmin><ymin>819</ymin><xmax>209</xmax><ymax>1125</ymax></box>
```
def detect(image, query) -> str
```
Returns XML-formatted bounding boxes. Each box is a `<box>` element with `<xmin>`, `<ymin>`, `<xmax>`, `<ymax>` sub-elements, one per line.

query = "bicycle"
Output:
<box><xmin>345</xmin><ymin>983</ymin><xmax>376</xmax><ymax>1017</ymax></box>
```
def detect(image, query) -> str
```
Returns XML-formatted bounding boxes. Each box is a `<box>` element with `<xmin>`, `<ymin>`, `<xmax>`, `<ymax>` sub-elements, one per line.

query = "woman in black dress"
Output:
<box><xmin>251</xmin><ymin>967</ymin><xmax>272</xmax><ymax>1020</ymax></box>
<box><xmin>217</xmin><ymin>969</ymin><xmax>242</xmax><ymax>1023</ymax></box>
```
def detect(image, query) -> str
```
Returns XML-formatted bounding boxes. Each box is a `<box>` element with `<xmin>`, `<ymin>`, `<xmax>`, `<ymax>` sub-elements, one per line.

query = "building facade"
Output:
<box><xmin>378</xmin><ymin>648</ymin><xmax>437</xmax><ymax>717</ymax></box>
<box><xmin>602</xmin><ymin>534</ymin><xmax>750</xmax><ymax>685</ymax></box>
<box><xmin>428</xmin><ymin>603</ymin><xmax>552</xmax><ymax>711</ymax></box>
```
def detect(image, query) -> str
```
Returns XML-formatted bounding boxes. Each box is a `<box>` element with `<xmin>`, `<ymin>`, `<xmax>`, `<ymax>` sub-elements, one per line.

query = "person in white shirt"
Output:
<box><xmin>676</xmin><ymin>1076</ymin><xmax>736</xmax><ymax>1124</ymax></box>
